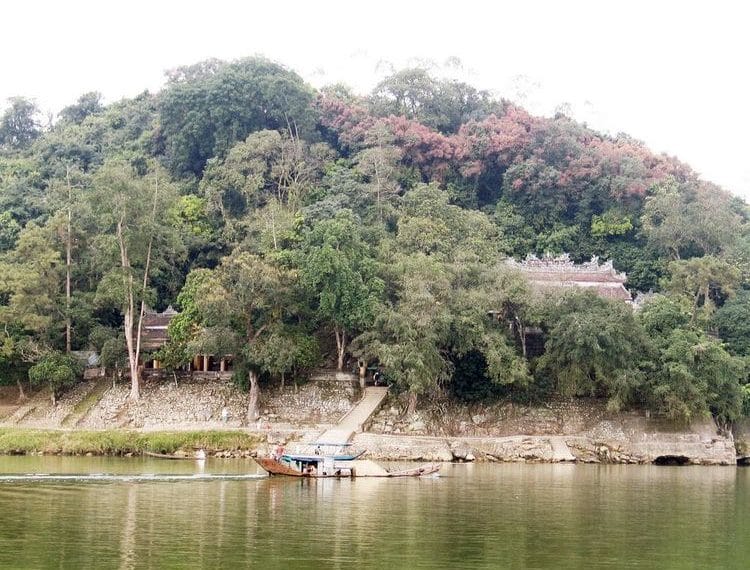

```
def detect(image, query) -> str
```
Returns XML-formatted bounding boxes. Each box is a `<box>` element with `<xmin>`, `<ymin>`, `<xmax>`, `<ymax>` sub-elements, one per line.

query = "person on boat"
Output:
<box><xmin>314</xmin><ymin>445</ymin><xmax>322</xmax><ymax>455</ymax></box>
<box><xmin>273</xmin><ymin>444</ymin><xmax>285</xmax><ymax>461</ymax></box>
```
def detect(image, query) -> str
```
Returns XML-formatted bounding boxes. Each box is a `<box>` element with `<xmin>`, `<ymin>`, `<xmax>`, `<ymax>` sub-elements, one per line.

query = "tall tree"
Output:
<box><xmin>158</xmin><ymin>57</ymin><xmax>316</xmax><ymax>177</ymax></box>
<box><xmin>354</xmin><ymin>253</ymin><xmax>453</xmax><ymax>414</ymax></box>
<box><xmin>353</xmin><ymin>124</ymin><xmax>402</xmax><ymax>220</ymax></box>
<box><xmin>0</xmin><ymin>222</ymin><xmax>64</xmax><ymax>398</ymax></box>
<box><xmin>191</xmin><ymin>252</ymin><xmax>294</xmax><ymax>421</ymax></box>
<box><xmin>90</xmin><ymin>162</ymin><xmax>182</xmax><ymax>400</ymax></box>
<box><xmin>0</xmin><ymin>97</ymin><xmax>42</xmax><ymax>150</ymax></box>
<box><xmin>300</xmin><ymin>211</ymin><xmax>383</xmax><ymax>370</ymax></box>
<box><xmin>642</xmin><ymin>178</ymin><xmax>741</xmax><ymax>260</ymax></box>
<box><xmin>665</xmin><ymin>256</ymin><xmax>740</xmax><ymax>325</ymax></box>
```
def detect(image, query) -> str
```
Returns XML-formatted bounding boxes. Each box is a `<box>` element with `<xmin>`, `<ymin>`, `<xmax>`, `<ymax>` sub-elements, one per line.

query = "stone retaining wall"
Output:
<box><xmin>352</xmin><ymin>431</ymin><xmax>737</xmax><ymax>465</ymax></box>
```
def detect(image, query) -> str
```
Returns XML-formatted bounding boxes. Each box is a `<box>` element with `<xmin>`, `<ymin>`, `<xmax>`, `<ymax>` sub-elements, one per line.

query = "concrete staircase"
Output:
<box><xmin>316</xmin><ymin>386</ymin><xmax>388</xmax><ymax>444</ymax></box>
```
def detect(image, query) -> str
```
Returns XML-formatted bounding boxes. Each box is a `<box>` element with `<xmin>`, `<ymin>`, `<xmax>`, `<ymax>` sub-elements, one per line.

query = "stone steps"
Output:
<box><xmin>316</xmin><ymin>387</ymin><xmax>389</xmax><ymax>444</ymax></box>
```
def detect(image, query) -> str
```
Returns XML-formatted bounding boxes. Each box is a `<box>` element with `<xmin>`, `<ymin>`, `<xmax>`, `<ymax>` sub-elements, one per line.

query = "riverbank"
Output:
<box><xmin>0</xmin><ymin>428</ymin><xmax>264</xmax><ymax>457</ymax></box>
<box><xmin>0</xmin><ymin>375</ymin><xmax>745</xmax><ymax>464</ymax></box>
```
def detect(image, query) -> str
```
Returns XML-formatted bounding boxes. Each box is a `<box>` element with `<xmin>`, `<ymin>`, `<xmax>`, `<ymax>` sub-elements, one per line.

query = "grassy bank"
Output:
<box><xmin>0</xmin><ymin>428</ymin><xmax>264</xmax><ymax>456</ymax></box>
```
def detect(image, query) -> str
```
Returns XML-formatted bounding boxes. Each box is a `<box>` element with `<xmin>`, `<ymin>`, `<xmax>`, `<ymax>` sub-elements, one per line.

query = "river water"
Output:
<box><xmin>0</xmin><ymin>457</ymin><xmax>746</xmax><ymax>569</ymax></box>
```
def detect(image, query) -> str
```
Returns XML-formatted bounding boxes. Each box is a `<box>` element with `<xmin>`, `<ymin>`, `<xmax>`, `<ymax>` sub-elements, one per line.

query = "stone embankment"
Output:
<box><xmin>3</xmin><ymin>376</ymin><xmax>357</xmax><ymax>432</ymax></box>
<box><xmin>0</xmin><ymin>375</ymin><xmax>742</xmax><ymax>464</ymax></box>
<box><xmin>360</xmin><ymin>397</ymin><xmax>738</xmax><ymax>465</ymax></box>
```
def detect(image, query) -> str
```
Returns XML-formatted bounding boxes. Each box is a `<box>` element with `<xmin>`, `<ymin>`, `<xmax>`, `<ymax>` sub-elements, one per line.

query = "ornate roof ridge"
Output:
<box><xmin>506</xmin><ymin>253</ymin><xmax>626</xmax><ymax>280</ymax></box>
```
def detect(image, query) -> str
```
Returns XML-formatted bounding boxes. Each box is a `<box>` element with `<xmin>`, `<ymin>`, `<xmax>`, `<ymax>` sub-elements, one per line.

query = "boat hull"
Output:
<box><xmin>255</xmin><ymin>457</ymin><xmax>440</xmax><ymax>478</ymax></box>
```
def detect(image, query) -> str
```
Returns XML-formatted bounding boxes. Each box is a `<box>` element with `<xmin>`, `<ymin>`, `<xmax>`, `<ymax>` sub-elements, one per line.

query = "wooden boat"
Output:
<box><xmin>255</xmin><ymin>454</ymin><xmax>440</xmax><ymax>478</ymax></box>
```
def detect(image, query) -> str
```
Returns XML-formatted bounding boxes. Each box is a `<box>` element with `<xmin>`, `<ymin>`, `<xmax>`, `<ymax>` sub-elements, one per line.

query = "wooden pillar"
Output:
<box><xmin>153</xmin><ymin>360</ymin><xmax>159</xmax><ymax>370</ymax></box>
<box><xmin>193</xmin><ymin>355</ymin><xmax>201</xmax><ymax>371</ymax></box>
<box><xmin>203</xmin><ymin>355</ymin><xmax>209</xmax><ymax>372</ymax></box>
<box><xmin>220</xmin><ymin>358</ymin><xmax>226</xmax><ymax>372</ymax></box>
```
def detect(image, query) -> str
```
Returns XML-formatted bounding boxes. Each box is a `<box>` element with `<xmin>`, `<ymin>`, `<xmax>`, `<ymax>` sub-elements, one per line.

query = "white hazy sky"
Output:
<box><xmin>2</xmin><ymin>0</ymin><xmax>749</xmax><ymax>198</ymax></box>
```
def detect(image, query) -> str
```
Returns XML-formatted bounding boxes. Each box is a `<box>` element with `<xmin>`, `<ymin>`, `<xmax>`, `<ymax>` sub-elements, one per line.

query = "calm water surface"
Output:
<box><xmin>0</xmin><ymin>457</ymin><xmax>746</xmax><ymax>569</ymax></box>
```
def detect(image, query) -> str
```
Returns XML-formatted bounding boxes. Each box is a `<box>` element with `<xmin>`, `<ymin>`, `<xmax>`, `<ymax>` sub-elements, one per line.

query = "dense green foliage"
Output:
<box><xmin>28</xmin><ymin>352</ymin><xmax>82</xmax><ymax>403</ymax></box>
<box><xmin>2</xmin><ymin>56</ymin><xmax>749</xmax><ymax>423</ymax></box>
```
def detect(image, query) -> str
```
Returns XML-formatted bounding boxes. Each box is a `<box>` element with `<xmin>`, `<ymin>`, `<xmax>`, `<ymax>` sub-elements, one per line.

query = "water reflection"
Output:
<box><xmin>119</xmin><ymin>485</ymin><xmax>137</xmax><ymax>570</ymax></box>
<box><xmin>0</xmin><ymin>459</ymin><xmax>746</xmax><ymax>569</ymax></box>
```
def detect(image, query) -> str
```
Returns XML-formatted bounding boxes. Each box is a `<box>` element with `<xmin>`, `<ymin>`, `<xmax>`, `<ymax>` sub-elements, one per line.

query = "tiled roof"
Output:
<box><xmin>141</xmin><ymin>306</ymin><xmax>178</xmax><ymax>350</ymax></box>
<box><xmin>508</xmin><ymin>254</ymin><xmax>632</xmax><ymax>302</ymax></box>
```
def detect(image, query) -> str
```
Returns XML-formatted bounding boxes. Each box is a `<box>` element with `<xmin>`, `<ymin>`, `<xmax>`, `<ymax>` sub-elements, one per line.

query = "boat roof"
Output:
<box><xmin>282</xmin><ymin>454</ymin><xmax>324</xmax><ymax>462</ymax></box>
<box><xmin>282</xmin><ymin>454</ymin><xmax>355</xmax><ymax>462</ymax></box>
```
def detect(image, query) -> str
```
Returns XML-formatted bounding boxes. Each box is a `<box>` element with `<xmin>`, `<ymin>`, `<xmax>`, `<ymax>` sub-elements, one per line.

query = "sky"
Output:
<box><xmin>2</xmin><ymin>0</ymin><xmax>749</xmax><ymax>198</ymax></box>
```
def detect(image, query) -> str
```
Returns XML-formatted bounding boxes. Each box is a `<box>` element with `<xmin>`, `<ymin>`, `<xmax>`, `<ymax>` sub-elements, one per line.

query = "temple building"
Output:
<box><xmin>141</xmin><ymin>306</ymin><xmax>231</xmax><ymax>375</ymax></box>
<box><xmin>141</xmin><ymin>306</ymin><xmax>178</xmax><ymax>353</ymax></box>
<box><xmin>493</xmin><ymin>254</ymin><xmax>632</xmax><ymax>358</ymax></box>
<box><xmin>506</xmin><ymin>253</ymin><xmax>632</xmax><ymax>302</ymax></box>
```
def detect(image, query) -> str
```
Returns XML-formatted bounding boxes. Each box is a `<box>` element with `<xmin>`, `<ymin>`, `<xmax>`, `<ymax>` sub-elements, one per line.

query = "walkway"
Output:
<box><xmin>316</xmin><ymin>386</ymin><xmax>388</xmax><ymax>445</ymax></box>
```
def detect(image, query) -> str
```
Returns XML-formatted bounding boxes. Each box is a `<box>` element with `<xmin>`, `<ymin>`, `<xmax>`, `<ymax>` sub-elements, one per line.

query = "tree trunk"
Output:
<box><xmin>16</xmin><ymin>378</ymin><xmax>27</xmax><ymax>402</ymax></box>
<box><xmin>124</xmin><ymin>304</ymin><xmax>140</xmax><ymax>400</ymax></box>
<box><xmin>280</xmin><ymin>371</ymin><xmax>285</xmax><ymax>390</ymax></box>
<box><xmin>117</xmin><ymin>214</ymin><xmax>140</xmax><ymax>401</ymax></box>
<box><xmin>247</xmin><ymin>370</ymin><xmax>260</xmax><ymax>424</ymax></box>
<box><xmin>131</xmin><ymin>173</ymin><xmax>160</xmax><ymax>402</ymax></box>
<box><xmin>358</xmin><ymin>360</ymin><xmax>367</xmax><ymax>390</ymax></box>
<box><xmin>50</xmin><ymin>391</ymin><xmax>57</xmax><ymax>407</ymax></box>
<box><xmin>516</xmin><ymin>317</ymin><xmax>527</xmax><ymax>359</ymax></box>
<box><xmin>406</xmin><ymin>392</ymin><xmax>417</xmax><ymax>416</ymax></box>
<box><xmin>65</xmin><ymin>168</ymin><xmax>73</xmax><ymax>354</ymax></box>
<box><xmin>334</xmin><ymin>327</ymin><xmax>347</xmax><ymax>371</ymax></box>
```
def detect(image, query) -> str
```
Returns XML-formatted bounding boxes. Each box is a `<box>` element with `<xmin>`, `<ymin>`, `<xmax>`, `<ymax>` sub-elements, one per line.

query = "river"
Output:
<box><xmin>0</xmin><ymin>457</ymin><xmax>746</xmax><ymax>569</ymax></box>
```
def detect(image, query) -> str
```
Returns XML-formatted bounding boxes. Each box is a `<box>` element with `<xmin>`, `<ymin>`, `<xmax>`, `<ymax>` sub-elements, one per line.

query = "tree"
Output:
<box><xmin>158</xmin><ymin>57</ymin><xmax>315</xmax><ymax>177</ymax></box>
<box><xmin>300</xmin><ymin>211</ymin><xmax>383</xmax><ymax>370</ymax></box>
<box><xmin>58</xmin><ymin>92</ymin><xmax>103</xmax><ymax>125</ymax></box>
<box><xmin>0</xmin><ymin>222</ymin><xmax>64</xmax><ymax>343</ymax></box>
<box><xmin>642</xmin><ymin>178</ymin><xmax>741</xmax><ymax>260</ymax></box>
<box><xmin>637</xmin><ymin>294</ymin><xmax>692</xmax><ymax>338</ymax></box>
<box><xmin>248</xmin><ymin>325</ymin><xmax>320</xmax><ymax>389</ymax></box>
<box><xmin>0</xmin><ymin>97</ymin><xmax>42</xmax><ymax>150</ymax></box>
<box><xmin>395</xmin><ymin>184</ymin><xmax>500</xmax><ymax>263</ymax></box>
<box><xmin>665</xmin><ymin>256</ymin><xmax>740</xmax><ymax>325</ymax></box>
<box><xmin>713</xmin><ymin>291</ymin><xmax>750</xmax><ymax>357</ymax></box>
<box><xmin>353</xmin><ymin>124</ymin><xmax>402</xmax><ymax>220</ymax></box>
<box><xmin>537</xmin><ymin>291</ymin><xmax>647</xmax><ymax>410</ymax></box>
<box><xmin>155</xmin><ymin>269</ymin><xmax>213</xmax><ymax>375</ymax></box>
<box><xmin>191</xmin><ymin>252</ymin><xmax>294</xmax><ymax>421</ymax></box>
<box><xmin>354</xmin><ymin>254</ymin><xmax>453</xmax><ymax>414</ymax></box>
<box><xmin>200</xmin><ymin>129</ymin><xmax>329</xmax><ymax>242</ymax></box>
<box><xmin>370</xmin><ymin>68</ymin><xmax>496</xmax><ymax>134</ymax></box>
<box><xmin>447</xmin><ymin>262</ymin><xmax>532</xmax><ymax>391</ymax></box>
<box><xmin>644</xmin><ymin>328</ymin><xmax>744</xmax><ymax>424</ymax></box>
<box><xmin>0</xmin><ymin>212</ymin><xmax>21</xmax><ymax>252</ymax></box>
<box><xmin>90</xmin><ymin>162</ymin><xmax>182</xmax><ymax>400</ymax></box>
<box><xmin>28</xmin><ymin>351</ymin><xmax>81</xmax><ymax>405</ymax></box>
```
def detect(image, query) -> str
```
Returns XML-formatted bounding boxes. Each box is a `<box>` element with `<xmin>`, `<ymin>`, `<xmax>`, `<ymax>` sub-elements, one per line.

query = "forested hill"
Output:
<box><xmin>1</xmin><ymin>57</ymin><xmax>749</xmax><ymax>423</ymax></box>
